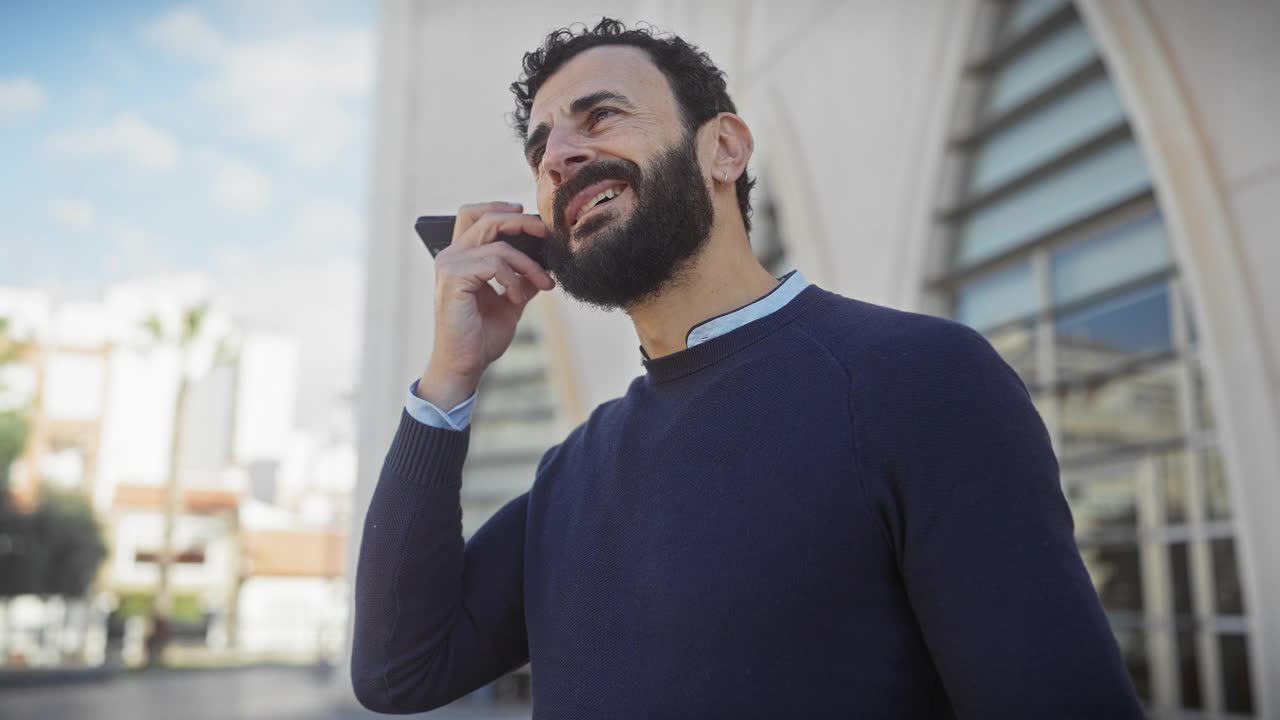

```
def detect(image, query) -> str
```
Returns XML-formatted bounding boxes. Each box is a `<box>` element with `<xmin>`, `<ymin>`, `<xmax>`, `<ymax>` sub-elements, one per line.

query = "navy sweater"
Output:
<box><xmin>351</xmin><ymin>284</ymin><xmax>1143</xmax><ymax>718</ymax></box>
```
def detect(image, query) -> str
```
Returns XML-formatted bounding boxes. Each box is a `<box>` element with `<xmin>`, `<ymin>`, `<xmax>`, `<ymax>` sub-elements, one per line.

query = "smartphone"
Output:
<box><xmin>414</xmin><ymin>215</ymin><xmax>547</xmax><ymax>269</ymax></box>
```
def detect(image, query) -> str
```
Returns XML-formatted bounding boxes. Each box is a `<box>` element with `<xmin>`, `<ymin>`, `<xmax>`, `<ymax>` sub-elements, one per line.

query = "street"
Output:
<box><xmin>0</xmin><ymin>666</ymin><xmax>532</xmax><ymax>720</ymax></box>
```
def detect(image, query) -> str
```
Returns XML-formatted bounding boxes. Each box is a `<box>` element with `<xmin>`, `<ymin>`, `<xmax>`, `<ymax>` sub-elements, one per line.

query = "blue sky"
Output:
<box><xmin>1</xmin><ymin>0</ymin><xmax>376</xmax><ymax>422</ymax></box>
<box><xmin>0</xmin><ymin>0</ymin><xmax>374</xmax><ymax>287</ymax></box>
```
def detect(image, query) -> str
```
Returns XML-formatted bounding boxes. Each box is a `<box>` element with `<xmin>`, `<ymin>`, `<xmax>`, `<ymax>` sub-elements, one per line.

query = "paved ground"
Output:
<box><xmin>0</xmin><ymin>666</ymin><xmax>532</xmax><ymax>720</ymax></box>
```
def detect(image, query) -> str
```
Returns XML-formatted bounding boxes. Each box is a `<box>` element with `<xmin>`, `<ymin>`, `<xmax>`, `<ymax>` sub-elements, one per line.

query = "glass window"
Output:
<box><xmin>1168</xmin><ymin>542</ymin><xmax>1193</xmax><ymax>616</ymax></box>
<box><xmin>958</xmin><ymin>138</ymin><xmax>1151</xmax><ymax>264</ymax></box>
<box><xmin>970</xmin><ymin>76</ymin><xmax>1127</xmax><ymax>193</ymax></box>
<box><xmin>1201</xmin><ymin>446</ymin><xmax>1232</xmax><ymax>521</ymax></box>
<box><xmin>954</xmin><ymin>261</ymin><xmax>1037</xmax><ymax>330</ymax></box>
<box><xmin>1058</xmin><ymin>361</ymin><xmax>1181</xmax><ymax>459</ymax></box>
<box><xmin>985</xmin><ymin>320</ymin><xmax>1038</xmax><ymax>385</ymax></box>
<box><xmin>1162</xmin><ymin>450</ymin><xmax>1189</xmax><ymax>525</ymax></box>
<box><xmin>1112</xmin><ymin>624</ymin><xmax>1152</xmax><ymax>703</ymax></box>
<box><xmin>1050</xmin><ymin>212</ymin><xmax>1170</xmax><ymax>305</ymax></box>
<box><xmin>1080</xmin><ymin>543</ymin><xmax>1144</xmax><ymax>612</ymax></box>
<box><xmin>1219</xmin><ymin>634</ymin><xmax>1255</xmax><ymax>714</ymax></box>
<box><xmin>1054</xmin><ymin>282</ymin><xmax>1172</xmax><ymax>377</ymax></box>
<box><xmin>1176</xmin><ymin>628</ymin><xmax>1203</xmax><ymax>710</ymax></box>
<box><xmin>1211</xmin><ymin>538</ymin><xmax>1246</xmax><ymax>615</ymax></box>
<box><xmin>998</xmin><ymin>0</ymin><xmax>1068</xmax><ymax>40</ymax></box>
<box><xmin>986</xmin><ymin>21</ymin><xmax>1097</xmax><ymax>116</ymax></box>
<box><xmin>1065</xmin><ymin>462</ymin><xmax>1140</xmax><ymax>538</ymax></box>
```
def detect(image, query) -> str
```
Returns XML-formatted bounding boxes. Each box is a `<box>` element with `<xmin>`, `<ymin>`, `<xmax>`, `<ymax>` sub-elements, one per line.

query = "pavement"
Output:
<box><xmin>0</xmin><ymin>665</ymin><xmax>532</xmax><ymax>720</ymax></box>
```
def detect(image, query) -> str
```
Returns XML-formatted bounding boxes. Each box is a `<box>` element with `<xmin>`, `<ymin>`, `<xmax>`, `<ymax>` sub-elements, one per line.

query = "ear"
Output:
<box><xmin>709</xmin><ymin>112</ymin><xmax>754</xmax><ymax>187</ymax></box>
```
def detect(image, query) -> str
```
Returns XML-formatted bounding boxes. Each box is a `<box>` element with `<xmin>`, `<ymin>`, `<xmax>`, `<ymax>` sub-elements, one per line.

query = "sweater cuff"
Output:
<box><xmin>383</xmin><ymin>409</ymin><xmax>471</xmax><ymax>488</ymax></box>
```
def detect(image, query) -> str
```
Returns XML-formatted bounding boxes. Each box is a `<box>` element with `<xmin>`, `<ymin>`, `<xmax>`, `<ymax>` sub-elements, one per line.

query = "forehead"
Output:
<box><xmin>528</xmin><ymin>45</ymin><xmax>678</xmax><ymax>129</ymax></box>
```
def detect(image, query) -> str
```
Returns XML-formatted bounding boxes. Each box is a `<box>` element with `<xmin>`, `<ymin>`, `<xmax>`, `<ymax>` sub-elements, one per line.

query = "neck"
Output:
<box><xmin>626</xmin><ymin>217</ymin><xmax>779</xmax><ymax>360</ymax></box>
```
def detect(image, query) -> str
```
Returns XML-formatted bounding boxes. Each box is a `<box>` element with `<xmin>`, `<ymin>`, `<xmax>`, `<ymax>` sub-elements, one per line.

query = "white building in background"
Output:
<box><xmin>358</xmin><ymin>1</ymin><xmax>1280</xmax><ymax>716</ymax></box>
<box><xmin>1</xmin><ymin>275</ymin><xmax>354</xmax><ymax>663</ymax></box>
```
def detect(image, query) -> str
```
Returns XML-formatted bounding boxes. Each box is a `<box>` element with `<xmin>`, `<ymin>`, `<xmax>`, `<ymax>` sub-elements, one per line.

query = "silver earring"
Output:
<box><xmin>723</xmin><ymin>171</ymin><xmax>729</xmax><ymax>184</ymax></box>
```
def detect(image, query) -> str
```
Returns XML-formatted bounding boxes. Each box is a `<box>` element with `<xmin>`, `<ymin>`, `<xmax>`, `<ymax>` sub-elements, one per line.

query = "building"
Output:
<box><xmin>357</xmin><ymin>1</ymin><xmax>1279</xmax><ymax>715</ymax></box>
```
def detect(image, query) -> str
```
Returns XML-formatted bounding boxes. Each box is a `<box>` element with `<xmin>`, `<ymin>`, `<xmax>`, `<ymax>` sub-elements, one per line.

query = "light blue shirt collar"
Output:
<box><xmin>685</xmin><ymin>269</ymin><xmax>809</xmax><ymax>348</ymax></box>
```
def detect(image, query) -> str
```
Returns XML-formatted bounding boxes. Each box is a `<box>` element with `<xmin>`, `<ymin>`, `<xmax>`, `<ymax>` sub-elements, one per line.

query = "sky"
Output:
<box><xmin>0</xmin><ymin>0</ymin><xmax>375</xmax><ymax>425</ymax></box>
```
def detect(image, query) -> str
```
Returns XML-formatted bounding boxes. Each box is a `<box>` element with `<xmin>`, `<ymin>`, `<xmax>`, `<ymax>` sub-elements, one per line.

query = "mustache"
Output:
<box><xmin>553</xmin><ymin>159</ymin><xmax>643</xmax><ymax>233</ymax></box>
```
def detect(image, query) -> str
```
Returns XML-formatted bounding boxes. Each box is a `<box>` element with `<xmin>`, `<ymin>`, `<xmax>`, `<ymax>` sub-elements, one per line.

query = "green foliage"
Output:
<box><xmin>116</xmin><ymin>591</ymin><xmax>204</xmax><ymax>622</ymax></box>
<box><xmin>0</xmin><ymin>410</ymin><xmax>28</xmax><ymax>499</ymax></box>
<box><xmin>0</xmin><ymin>489</ymin><xmax>107</xmax><ymax>598</ymax></box>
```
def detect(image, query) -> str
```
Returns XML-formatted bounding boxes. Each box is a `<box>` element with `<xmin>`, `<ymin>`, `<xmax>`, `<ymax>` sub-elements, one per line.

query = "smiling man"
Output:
<box><xmin>351</xmin><ymin>18</ymin><xmax>1143</xmax><ymax>719</ymax></box>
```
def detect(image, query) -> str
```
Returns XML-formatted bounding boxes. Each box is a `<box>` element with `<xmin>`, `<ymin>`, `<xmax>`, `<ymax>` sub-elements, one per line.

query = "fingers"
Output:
<box><xmin>454</xmin><ymin>201</ymin><xmax>523</xmax><ymax>241</ymax></box>
<box><xmin>438</xmin><ymin>219</ymin><xmax>555</xmax><ymax>291</ymax></box>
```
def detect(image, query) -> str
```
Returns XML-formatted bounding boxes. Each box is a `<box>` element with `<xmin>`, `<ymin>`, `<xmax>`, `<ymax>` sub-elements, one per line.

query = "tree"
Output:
<box><xmin>140</xmin><ymin>304</ymin><xmax>236</xmax><ymax>663</ymax></box>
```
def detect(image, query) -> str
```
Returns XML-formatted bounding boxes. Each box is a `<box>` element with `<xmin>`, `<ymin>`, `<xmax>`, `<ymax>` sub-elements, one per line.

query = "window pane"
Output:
<box><xmin>1176</xmin><ymin>628</ymin><xmax>1203</xmax><ymax>710</ymax></box>
<box><xmin>1065</xmin><ymin>462</ymin><xmax>1140</xmax><ymax>538</ymax></box>
<box><xmin>1219</xmin><ymin>634</ymin><xmax>1255</xmax><ymax>714</ymax></box>
<box><xmin>1059</xmin><ymin>361</ymin><xmax>1182</xmax><ymax>459</ymax></box>
<box><xmin>1055</xmin><ymin>282</ymin><xmax>1172</xmax><ymax>377</ymax></box>
<box><xmin>1201</xmin><ymin>446</ymin><xmax>1232</xmax><ymax>521</ymax></box>
<box><xmin>955</xmin><ymin>261</ymin><xmax>1037</xmax><ymax>330</ymax></box>
<box><xmin>1050</xmin><ymin>212</ymin><xmax>1170</xmax><ymax>305</ymax></box>
<box><xmin>1211</xmin><ymin>538</ymin><xmax>1246</xmax><ymax>615</ymax></box>
<box><xmin>998</xmin><ymin>0</ymin><xmax>1068</xmax><ymax>40</ymax></box>
<box><xmin>985</xmin><ymin>320</ymin><xmax>1038</xmax><ymax>385</ymax></box>
<box><xmin>1193</xmin><ymin>364</ymin><xmax>1216</xmax><ymax>431</ymax></box>
<box><xmin>1169</xmin><ymin>542</ymin><xmax>1193</xmax><ymax>616</ymax></box>
<box><xmin>1080</xmin><ymin>543</ymin><xmax>1144</xmax><ymax>612</ymax></box>
<box><xmin>958</xmin><ymin>139</ymin><xmax>1151</xmax><ymax>264</ymax></box>
<box><xmin>1162</xmin><ymin>449</ymin><xmax>1189</xmax><ymax>525</ymax></box>
<box><xmin>1111</xmin><ymin>624</ymin><xmax>1152</xmax><ymax>703</ymax></box>
<box><xmin>970</xmin><ymin>76</ymin><xmax>1127</xmax><ymax>193</ymax></box>
<box><xmin>986</xmin><ymin>21</ymin><xmax>1097</xmax><ymax>116</ymax></box>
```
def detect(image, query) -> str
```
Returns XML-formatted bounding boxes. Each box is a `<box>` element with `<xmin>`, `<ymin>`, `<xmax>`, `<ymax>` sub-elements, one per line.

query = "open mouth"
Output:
<box><xmin>568</xmin><ymin>182</ymin><xmax>630</xmax><ymax>228</ymax></box>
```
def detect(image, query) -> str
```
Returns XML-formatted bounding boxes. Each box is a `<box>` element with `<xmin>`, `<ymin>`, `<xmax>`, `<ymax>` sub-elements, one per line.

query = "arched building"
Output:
<box><xmin>357</xmin><ymin>2</ymin><xmax>1279</xmax><ymax>714</ymax></box>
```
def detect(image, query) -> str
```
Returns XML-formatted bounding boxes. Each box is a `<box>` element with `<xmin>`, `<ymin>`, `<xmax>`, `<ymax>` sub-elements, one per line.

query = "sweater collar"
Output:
<box><xmin>640</xmin><ymin>276</ymin><xmax>822</xmax><ymax>384</ymax></box>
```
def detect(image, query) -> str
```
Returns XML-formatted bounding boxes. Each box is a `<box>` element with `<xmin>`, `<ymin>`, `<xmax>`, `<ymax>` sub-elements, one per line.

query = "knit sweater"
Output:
<box><xmin>351</xmin><ymin>283</ymin><xmax>1144</xmax><ymax>718</ymax></box>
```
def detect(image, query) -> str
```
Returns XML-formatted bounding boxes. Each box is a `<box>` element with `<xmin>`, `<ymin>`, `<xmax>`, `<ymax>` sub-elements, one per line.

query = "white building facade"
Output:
<box><xmin>357</xmin><ymin>1</ymin><xmax>1280</xmax><ymax>715</ymax></box>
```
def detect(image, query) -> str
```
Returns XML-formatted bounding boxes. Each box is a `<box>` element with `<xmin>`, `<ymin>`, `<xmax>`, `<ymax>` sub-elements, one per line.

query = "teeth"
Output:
<box><xmin>580</xmin><ymin>185</ymin><xmax>624</xmax><ymax>216</ymax></box>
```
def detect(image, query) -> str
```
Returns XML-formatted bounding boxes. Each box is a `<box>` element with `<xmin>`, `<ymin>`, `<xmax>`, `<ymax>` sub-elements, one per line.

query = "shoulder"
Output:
<box><xmin>793</xmin><ymin>287</ymin><xmax>1012</xmax><ymax>390</ymax></box>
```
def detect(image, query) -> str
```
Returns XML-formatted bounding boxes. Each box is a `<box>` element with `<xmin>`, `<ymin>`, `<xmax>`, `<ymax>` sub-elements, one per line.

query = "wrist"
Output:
<box><xmin>417</xmin><ymin>365</ymin><xmax>481</xmax><ymax>410</ymax></box>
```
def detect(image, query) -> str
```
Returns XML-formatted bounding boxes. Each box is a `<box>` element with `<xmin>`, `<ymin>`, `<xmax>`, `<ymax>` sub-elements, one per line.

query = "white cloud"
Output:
<box><xmin>45</xmin><ymin>112</ymin><xmax>180</xmax><ymax>170</ymax></box>
<box><xmin>141</xmin><ymin>6</ymin><xmax>225</xmax><ymax>61</ymax></box>
<box><xmin>0</xmin><ymin>76</ymin><xmax>47</xmax><ymax>116</ymax></box>
<box><xmin>143</xmin><ymin>8</ymin><xmax>371</xmax><ymax>167</ymax></box>
<box><xmin>211</xmin><ymin>157</ymin><xmax>272</xmax><ymax>213</ymax></box>
<box><xmin>286</xmin><ymin>200</ymin><xmax>362</xmax><ymax>256</ymax></box>
<box><xmin>49</xmin><ymin>199</ymin><xmax>97</xmax><ymax>228</ymax></box>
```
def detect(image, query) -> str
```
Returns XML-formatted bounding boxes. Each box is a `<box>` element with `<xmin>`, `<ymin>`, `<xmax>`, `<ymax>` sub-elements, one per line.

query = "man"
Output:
<box><xmin>352</xmin><ymin>18</ymin><xmax>1143</xmax><ymax>719</ymax></box>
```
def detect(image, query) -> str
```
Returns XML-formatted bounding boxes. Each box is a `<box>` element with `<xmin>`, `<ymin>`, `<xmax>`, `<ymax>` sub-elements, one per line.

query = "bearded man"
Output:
<box><xmin>351</xmin><ymin>18</ymin><xmax>1143</xmax><ymax>719</ymax></box>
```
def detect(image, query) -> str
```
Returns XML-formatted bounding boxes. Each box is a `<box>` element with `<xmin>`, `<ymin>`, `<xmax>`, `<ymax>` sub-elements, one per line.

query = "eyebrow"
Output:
<box><xmin>524</xmin><ymin>91</ymin><xmax>637</xmax><ymax>165</ymax></box>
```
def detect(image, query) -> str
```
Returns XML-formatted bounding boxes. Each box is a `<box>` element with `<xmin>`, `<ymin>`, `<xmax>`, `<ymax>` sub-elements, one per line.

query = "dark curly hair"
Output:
<box><xmin>510</xmin><ymin>17</ymin><xmax>756</xmax><ymax>233</ymax></box>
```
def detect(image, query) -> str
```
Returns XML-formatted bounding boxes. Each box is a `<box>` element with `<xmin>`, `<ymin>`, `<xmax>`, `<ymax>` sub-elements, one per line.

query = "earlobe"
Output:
<box><xmin>715</xmin><ymin>112</ymin><xmax>753</xmax><ymax>185</ymax></box>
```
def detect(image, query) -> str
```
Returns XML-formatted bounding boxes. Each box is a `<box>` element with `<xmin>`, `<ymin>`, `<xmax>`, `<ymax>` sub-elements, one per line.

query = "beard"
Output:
<box><xmin>543</xmin><ymin>131</ymin><xmax>715</xmax><ymax>312</ymax></box>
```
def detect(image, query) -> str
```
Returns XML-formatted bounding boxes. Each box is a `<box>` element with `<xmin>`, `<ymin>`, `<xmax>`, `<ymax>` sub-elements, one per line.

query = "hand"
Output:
<box><xmin>418</xmin><ymin>202</ymin><xmax>556</xmax><ymax>409</ymax></box>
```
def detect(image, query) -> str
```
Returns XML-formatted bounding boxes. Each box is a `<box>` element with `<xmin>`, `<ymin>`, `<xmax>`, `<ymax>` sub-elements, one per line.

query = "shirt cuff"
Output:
<box><xmin>405</xmin><ymin>378</ymin><xmax>477</xmax><ymax>430</ymax></box>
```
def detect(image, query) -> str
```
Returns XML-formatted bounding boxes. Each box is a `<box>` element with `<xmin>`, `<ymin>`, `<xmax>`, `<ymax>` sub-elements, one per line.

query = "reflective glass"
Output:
<box><xmin>1212</xmin><ymin>538</ymin><xmax>1246</xmax><ymax>615</ymax></box>
<box><xmin>1201</xmin><ymin>446</ymin><xmax>1232</xmax><ymax>521</ymax></box>
<box><xmin>1176</xmin><ymin>628</ymin><xmax>1203</xmax><ymax>709</ymax></box>
<box><xmin>1169</xmin><ymin>542</ymin><xmax>1193</xmax><ymax>616</ymax></box>
<box><xmin>1054</xmin><ymin>282</ymin><xmax>1171</xmax><ymax>377</ymax></box>
<box><xmin>1193</xmin><ymin>364</ymin><xmax>1216</xmax><ymax>431</ymax></box>
<box><xmin>1112</xmin><ymin>624</ymin><xmax>1151</xmax><ymax>702</ymax></box>
<box><xmin>1065</xmin><ymin>462</ymin><xmax>1139</xmax><ymax>538</ymax></box>
<box><xmin>986</xmin><ymin>21</ymin><xmax>1097</xmax><ymax>116</ymax></box>
<box><xmin>1080</xmin><ymin>543</ymin><xmax>1144</xmax><ymax>612</ymax></box>
<box><xmin>1162</xmin><ymin>449</ymin><xmax>1189</xmax><ymax>525</ymax></box>
<box><xmin>1059</xmin><ymin>361</ymin><xmax>1181</xmax><ymax>459</ymax></box>
<box><xmin>1219</xmin><ymin>634</ymin><xmax>1255</xmax><ymax>714</ymax></box>
<box><xmin>998</xmin><ymin>0</ymin><xmax>1068</xmax><ymax>40</ymax></box>
<box><xmin>1050</xmin><ymin>212</ymin><xmax>1170</xmax><ymax>305</ymax></box>
<box><xmin>958</xmin><ymin>139</ymin><xmax>1151</xmax><ymax>264</ymax></box>
<box><xmin>954</xmin><ymin>261</ymin><xmax>1037</xmax><ymax>330</ymax></box>
<box><xmin>985</xmin><ymin>320</ymin><xmax>1038</xmax><ymax>386</ymax></box>
<box><xmin>970</xmin><ymin>76</ymin><xmax>1127</xmax><ymax>193</ymax></box>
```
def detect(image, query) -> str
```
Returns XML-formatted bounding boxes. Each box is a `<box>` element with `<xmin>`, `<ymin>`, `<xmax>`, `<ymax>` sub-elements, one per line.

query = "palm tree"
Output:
<box><xmin>140</xmin><ymin>304</ymin><xmax>236</xmax><ymax>665</ymax></box>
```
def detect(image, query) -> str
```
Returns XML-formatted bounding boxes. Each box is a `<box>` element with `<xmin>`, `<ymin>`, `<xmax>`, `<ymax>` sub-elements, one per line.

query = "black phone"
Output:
<box><xmin>414</xmin><ymin>215</ymin><xmax>548</xmax><ymax>269</ymax></box>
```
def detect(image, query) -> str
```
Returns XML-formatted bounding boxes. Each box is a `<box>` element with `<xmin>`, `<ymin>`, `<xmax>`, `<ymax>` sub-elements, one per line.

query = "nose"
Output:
<box><xmin>542</xmin><ymin>126</ymin><xmax>595</xmax><ymax>187</ymax></box>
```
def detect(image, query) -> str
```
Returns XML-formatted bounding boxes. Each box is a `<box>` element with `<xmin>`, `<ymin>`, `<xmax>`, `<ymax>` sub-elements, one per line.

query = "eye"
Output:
<box><xmin>588</xmin><ymin>107</ymin><xmax>617</xmax><ymax>127</ymax></box>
